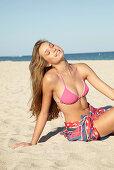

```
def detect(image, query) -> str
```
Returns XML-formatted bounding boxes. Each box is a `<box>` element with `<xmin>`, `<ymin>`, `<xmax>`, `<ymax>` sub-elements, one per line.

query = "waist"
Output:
<box><xmin>64</xmin><ymin>104</ymin><xmax>99</xmax><ymax>128</ymax></box>
<box><xmin>64</xmin><ymin>103</ymin><xmax>90</xmax><ymax>123</ymax></box>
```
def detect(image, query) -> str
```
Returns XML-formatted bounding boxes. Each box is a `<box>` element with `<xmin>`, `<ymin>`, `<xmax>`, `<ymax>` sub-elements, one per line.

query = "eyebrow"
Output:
<box><xmin>44</xmin><ymin>43</ymin><xmax>51</xmax><ymax>54</ymax></box>
<box><xmin>45</xmin><ymin>50</ymin><xmax>48</xmax><ymax>54</ymax></box>
<box><xmin>49</xmin><ymin>43</ymin><xmax>51</xmax><ymax>46</ymax></box>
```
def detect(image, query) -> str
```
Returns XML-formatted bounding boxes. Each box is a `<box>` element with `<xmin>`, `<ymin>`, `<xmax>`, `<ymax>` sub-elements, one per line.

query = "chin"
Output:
<box><xmin>57</xmin><ymin>53</ymin><xmax>63</xmax><ymax>62</ymax></box>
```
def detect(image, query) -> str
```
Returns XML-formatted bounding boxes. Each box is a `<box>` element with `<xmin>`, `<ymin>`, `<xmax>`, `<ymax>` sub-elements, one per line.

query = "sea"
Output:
<box><xmin>0</xmin><ymin>51</ymin><xmax>114</xmax><ymax>61</ymax></box>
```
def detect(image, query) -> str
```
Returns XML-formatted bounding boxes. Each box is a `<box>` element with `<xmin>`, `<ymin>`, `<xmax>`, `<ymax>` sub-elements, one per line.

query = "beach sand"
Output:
<box><xmin>0</xmin><ymin>60</ymin><xmax>114</xmax><ymax>170</ymax></box>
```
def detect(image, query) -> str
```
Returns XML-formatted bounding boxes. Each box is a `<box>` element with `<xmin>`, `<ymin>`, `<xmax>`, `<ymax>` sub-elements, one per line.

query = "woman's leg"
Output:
<box><xmin>93</xmin><ymin>107</ymin><xmax>114</xmax><ymax>138</ymax></box>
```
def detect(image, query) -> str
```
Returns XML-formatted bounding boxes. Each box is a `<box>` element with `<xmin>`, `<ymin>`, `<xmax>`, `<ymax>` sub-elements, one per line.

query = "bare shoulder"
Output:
<box><xmin>71</xmin><ymin>62</ymin><xmax>92</xmax><ymax>79</ymax></box>
<box><xmin>72</xmin><ymin>62</ymin><xmax>90</xmax><ymax>70</ymax></box>
<box><xmin>43</xmin><ymin>68</ymin><xmax>59</xmax><ymax>89</ymax></box>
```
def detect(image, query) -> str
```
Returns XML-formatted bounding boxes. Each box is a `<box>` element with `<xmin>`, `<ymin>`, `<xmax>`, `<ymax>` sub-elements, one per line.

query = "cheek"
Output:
<box><xmin>41</xmin><ymin>55</ymin><xmax>49</xmax><ymax>64</ymax></box>
<box><xmin>44</xmin><ymin>55</ymin><xmax>53</xmax><ymax>63</ymax></box>
<box><xmin>59</xmin><ymin>50</ymin><xmax>64</xmax><ymax>59</ymax></box>
<box><xmin>61</xmin><ymin>50</ymin><xmax>64</xmax><ymax>56</ymax></box>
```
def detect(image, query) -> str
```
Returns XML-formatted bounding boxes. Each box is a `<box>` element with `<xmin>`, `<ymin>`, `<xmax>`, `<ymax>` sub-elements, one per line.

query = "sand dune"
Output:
<box><xmin>0</xmin><ymin>60</ymin><xmax>114</xmax><ymax>170</ymax></box>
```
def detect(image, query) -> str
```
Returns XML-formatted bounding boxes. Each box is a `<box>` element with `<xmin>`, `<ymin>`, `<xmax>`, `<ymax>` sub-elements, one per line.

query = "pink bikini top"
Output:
<box><xmin>56</xmin><ymin>66</ymin><xmax>89</xmax><ymax>104</ymax></box>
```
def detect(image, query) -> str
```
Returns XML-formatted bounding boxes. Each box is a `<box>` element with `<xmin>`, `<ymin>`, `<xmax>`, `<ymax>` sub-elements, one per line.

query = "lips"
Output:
<box><xmin>56</xmin><ymin>50</ymin><xmax>60</xmax><ymax>56</ymax></box>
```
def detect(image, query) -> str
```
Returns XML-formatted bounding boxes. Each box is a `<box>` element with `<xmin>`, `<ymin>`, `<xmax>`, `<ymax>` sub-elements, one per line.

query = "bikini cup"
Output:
<box><xmin>56</xmin><ymin>65</ymin><xmax>89</xmax><ymax>104</ymax></box>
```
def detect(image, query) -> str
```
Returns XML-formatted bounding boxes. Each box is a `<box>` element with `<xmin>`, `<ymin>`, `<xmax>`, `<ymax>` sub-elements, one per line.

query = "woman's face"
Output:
<box><xmin>39</xmin><ymin>42</ymin><xmax>64</xmax><ymax>65</ymax></box>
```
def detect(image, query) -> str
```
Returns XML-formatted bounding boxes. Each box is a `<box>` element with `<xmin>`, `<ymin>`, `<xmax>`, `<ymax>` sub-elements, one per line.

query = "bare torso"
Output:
<box><xmin>56</xmin><ymin>98</ymin><xmax>90</xmax><ymax>122</ymax></box>
<box><xmin>52</xmin><ymin>63</ymin><xmax>90</xmax><ymax>122</ymax></box>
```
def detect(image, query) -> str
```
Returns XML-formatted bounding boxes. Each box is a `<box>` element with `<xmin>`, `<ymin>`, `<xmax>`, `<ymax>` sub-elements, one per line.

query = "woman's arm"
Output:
<box><xmin>30</xmin><ymin>73</ymin><xmax>54</xmax><ymax>145</ymax></box>
<box><xmin>13</xmin><ymin>72</ymin><xmax>55</xmax><ymax>149</ymax></box>
<box><xmin>77</xmin><ymin>63</ymin><xmax>114</xmax><ymax>100</ymax></box>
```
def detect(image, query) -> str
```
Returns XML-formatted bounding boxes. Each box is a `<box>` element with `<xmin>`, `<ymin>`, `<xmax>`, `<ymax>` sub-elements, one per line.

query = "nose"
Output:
<box><xmin>51</xmin><ymin>47</ymin><xmax>56</xmax><ymax>53</ymax></box>
<box><xmin>53</xmin><ymin>48</ymin><xmax>56</xmax><ymax>52</ymax></box>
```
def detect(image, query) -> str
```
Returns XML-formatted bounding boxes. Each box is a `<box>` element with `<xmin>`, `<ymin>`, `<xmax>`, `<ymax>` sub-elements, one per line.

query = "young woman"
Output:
<box><xmin>13</xmin><ymin>40</ymin><xmax>114</xmax><ymax>149</ymax></box>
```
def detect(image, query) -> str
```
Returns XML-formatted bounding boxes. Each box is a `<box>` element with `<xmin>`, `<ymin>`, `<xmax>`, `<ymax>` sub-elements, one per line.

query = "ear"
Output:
<box><xmin>46</xmin><ymin>63</ymin><xmax>52</xmax><ymax>67</ymax></box>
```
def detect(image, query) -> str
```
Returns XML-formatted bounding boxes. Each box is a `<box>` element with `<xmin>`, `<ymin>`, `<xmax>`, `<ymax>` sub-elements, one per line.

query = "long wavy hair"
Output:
<box><xmin>29</xmin><ymin>40</ymin><xmax>59</xmax><ymax>121</ymax></box>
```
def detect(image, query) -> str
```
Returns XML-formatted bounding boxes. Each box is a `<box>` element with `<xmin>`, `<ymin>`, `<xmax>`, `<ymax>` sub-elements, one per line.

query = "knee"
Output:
<box><xmin>106</xmin><ymin>107</ymin><xmax>114</xmax><ymax>122</ymax></box>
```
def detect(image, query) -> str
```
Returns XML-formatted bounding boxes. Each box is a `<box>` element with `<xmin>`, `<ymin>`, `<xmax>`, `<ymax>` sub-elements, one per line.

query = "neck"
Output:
<box><xmin>52</xmin><ymin>59</ymin><xmax>71</xmax><ymax>74</ymax></box>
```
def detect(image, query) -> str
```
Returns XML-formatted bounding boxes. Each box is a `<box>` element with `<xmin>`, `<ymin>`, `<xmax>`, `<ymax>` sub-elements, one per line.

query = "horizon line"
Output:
<box><xmin>0</xmin><ymin>50</ymin><xmax>114</xmax><ymax>57</ymax></box>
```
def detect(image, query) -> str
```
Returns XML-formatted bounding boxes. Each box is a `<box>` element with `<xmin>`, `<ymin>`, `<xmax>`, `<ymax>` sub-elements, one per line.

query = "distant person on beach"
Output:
<box><xmin>13</xmin><ymin>40</ymin><xmax>114</xmax><ymax>149</ymax></box>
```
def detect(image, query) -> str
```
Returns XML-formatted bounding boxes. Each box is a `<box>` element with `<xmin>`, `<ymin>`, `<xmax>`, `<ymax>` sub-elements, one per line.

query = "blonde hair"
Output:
<box><xmin>29</xmin><ymin>40</ymin><xmax>59</xmax><ymax>121</ymax></box>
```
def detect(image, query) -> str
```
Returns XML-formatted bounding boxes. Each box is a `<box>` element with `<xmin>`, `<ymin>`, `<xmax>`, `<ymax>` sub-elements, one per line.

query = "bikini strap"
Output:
<box><xmin>56</xmin><ymin>71</ymin><xmax>66</xmax><ymax>87</ymax></box>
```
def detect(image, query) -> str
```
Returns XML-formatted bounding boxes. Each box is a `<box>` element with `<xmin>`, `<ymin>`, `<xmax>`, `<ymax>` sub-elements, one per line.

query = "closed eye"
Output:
<box><xmin>49</xmin><ymin>43</ymin><xmax>54</xmax><ymax>48</ymax></box>
<box><xmin>45</xmin><ymin>50</ymin><xmax>50</xmax><ymax>55</ymax></box>
<box><xmin>47</xmin><ymin>51</ymin><xmax>50</xmax><ymax>55</ymax></box>
<box><xmin>45</xmin><ymin>43</ymin><xmax>54</xmax><ymax>55</ymax></box>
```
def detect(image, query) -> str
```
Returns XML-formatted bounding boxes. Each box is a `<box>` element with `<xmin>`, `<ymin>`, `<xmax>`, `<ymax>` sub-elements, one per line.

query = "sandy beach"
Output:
<box><xmin>0</xmin><ymin>60</ymin><xmax>114</xmax><ymax>170</ymax></box>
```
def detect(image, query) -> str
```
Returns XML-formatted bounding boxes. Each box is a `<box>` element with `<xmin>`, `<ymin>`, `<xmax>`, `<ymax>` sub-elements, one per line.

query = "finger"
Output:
<box><xmin>12</xmin><ymin>143</ymin><xmax>24</xmax><ymax>149</ymax></box>
<box><xmin>12</xmin><ymin>145</ymin><xmax>19</xmax><ymax>149</ymax></box>
<box><xmin>12</xmin><ymin>144</ymin><xmax>20</xmax><ymax>149</ymax></box>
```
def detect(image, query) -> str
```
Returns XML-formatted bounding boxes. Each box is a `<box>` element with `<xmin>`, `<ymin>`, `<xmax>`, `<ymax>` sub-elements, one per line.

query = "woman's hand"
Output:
<box><xmin>12</xmin><ymin>142</ymin><xmax>34</xmax><ymax>149</ymax></box>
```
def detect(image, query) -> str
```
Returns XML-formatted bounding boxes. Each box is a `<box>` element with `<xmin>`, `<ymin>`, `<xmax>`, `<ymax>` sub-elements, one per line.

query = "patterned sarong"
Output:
<box><xmin>60</xmin><ymin>104</ymin><xmax>109</xmax><ymax>141</ymax></box>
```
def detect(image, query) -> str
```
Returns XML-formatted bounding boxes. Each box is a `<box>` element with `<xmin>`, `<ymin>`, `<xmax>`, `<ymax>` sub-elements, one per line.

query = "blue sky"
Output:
<box><xmin>0</xmin><ymin>0</ymin><xmax>114</xmax><ymax>56</ymax></box>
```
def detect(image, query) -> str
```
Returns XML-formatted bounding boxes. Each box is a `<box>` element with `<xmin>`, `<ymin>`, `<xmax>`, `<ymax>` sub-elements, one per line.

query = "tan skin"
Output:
<box><xmin>13</xmin><ymin>42</ymin><xmax>114</xmax><ymax>149</ymax></box>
